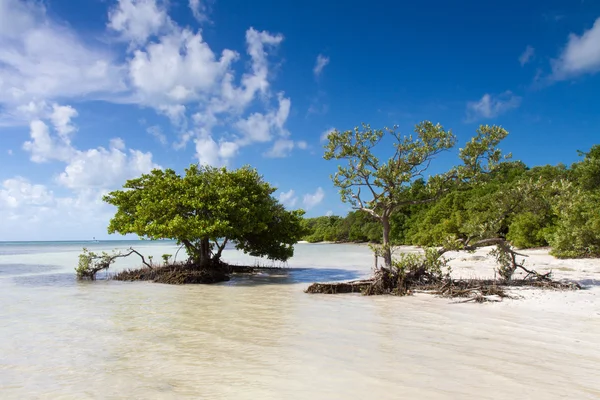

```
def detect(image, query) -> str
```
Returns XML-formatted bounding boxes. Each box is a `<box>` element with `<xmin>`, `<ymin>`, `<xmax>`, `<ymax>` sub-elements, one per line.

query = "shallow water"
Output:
<box><xmin>1</xmin><ymin>242</ymin><xmax>599</xmax><ymax>399</ymax></box>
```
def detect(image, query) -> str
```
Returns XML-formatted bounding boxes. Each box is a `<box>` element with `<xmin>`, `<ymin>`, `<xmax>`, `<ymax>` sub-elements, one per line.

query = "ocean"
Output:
<box><xmin>1</xmin><ymin>241</ymin><xmax>599</xmax><ymax>399</ymax></box>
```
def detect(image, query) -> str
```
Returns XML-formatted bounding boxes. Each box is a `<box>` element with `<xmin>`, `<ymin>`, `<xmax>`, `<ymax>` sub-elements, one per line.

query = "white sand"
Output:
<box><xmin>397</xmin><ymin>245</ymin><xmax>600</xmax><ymax>318</ymax></box>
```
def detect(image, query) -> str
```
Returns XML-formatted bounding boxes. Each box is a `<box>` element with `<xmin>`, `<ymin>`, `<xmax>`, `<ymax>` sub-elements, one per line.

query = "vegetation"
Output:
<box><xmin>304</xmin><ymin>144</ymin><xmax>600</xmax><ymax>260</ymax></box>
<box><xmin>76</xmin><ymin>119</ymin><xmax>597</xmax><ymax>300</ymax></box>
<box><xmin>306</xmin><ymin>123</ymin><xmax>598</xmax><ymax>299</ymax></box>
<box><xmin>77</xmin><ymin>164</ymin><xmax>305</xmax><ymax>282</ymax></box>
<box><xmin>323</xmin><ymin>122</ymin><xmax>508</xmax><ymax>268</ymax></box>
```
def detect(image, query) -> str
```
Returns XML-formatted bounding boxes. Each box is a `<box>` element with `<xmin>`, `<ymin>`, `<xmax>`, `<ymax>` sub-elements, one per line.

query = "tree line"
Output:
<box><xmin>302</xmin><ymin>143</ymin><xmax>600</xmax><ymax>259</ymax></box>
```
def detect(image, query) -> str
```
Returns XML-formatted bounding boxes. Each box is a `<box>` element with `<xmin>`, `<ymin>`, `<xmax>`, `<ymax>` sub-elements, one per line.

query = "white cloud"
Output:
<box><xmin>57</xmin><ymin>144</ymin><xmax>157</xmax><ymax>189</ymax></box>
<box><xmin>236</xmin><ymin>94</ymin><xmax>290</xmax><ymax>145</ymax></box>
<box><xmin>189</xmin><ymin>0</ymin><xmax>210</xmax><ymax>23</ymax></box>
<box><xmin>125</xmin><ymin>24</ymin><xmax>292</xmax><ymax>162</ymax></box>
<box><xmin>0</xmin><ymin>177</ymin><xmax>54</xmax><ymax>209</ymax></box>
<box><xmin>552</xmin><ymin>17</ymin><xmax>600</xmax><ymax>79</ymax></box>
<box><xmin>50</xmin><ymin>104</ymin><xmax>78</xmax><ymax>141</ymax></box>
<box><xmin>0</xmin><ymin>179</ymin><xmax>116</xmax><ymax>240</ymax></box>
<box><xmin>128</xmin><ymin>28</ymin><xmax>237</xmax><ymax>107</ymax></box>
<box><xmin>519</xmin><ymin>45</ymin><xmax>535</xmax><ymax>66</ymax></box>
<box><xmin>107</xmin><ymin>0</ymin><xmax>171</xmax><ymax>46</ymax></box>
<box><xmin>1</xmin><ymin>0</ymin><xmax>297</xmax><ymax>165</ymax></box>
<box><xmin>279</xmin><ymin>189</ymin><xmax>297</xmax><ymax>208</ymax></box>
<box><xmin>7</xmin><ymin>149</ymin><xmax>13</xmax><ymax>156</ymax></box>
<box><xmin>325</xmin><ymin>210</ymin><xmax>333</xmax><ymax>217</ymax></box>
<box><xmin>0</xmin><ymin>0</ymin><xmax>125</xmax><ymax>111</ymax></box>
<box><xmin>264</xmin><ymin>139</ymin><xmax>295</xmax><ymax>158</ymax></box>
<box><xmin>313</xmin><ymin>54</ymin><xmax>330</xmax><ymax>77</ymax></box>
<box><xmin>303</xmin><ymin>187</ymin><xmax>325</xmax><ymax>209</ymax></box>
<box><xmin>0</xmin><ymin>0</ymin><xmax>306</xmax><ymax>239</ymax></box>
<box><xmin>194</xmin><ymin>135</ymin><xmax>239</xmax><ymax>166</ymax></box>
<box><xmin>320</xmin><ymin>127</ymin><xmax>335</xmax><ymax>142</ymax></box>
<box><xmin>466</xmin><ymin>91</ymin><xmax>521</xmax><ymax>121</ymax></box>
<box><xmin>147</xmin><ymin>125</ymin><xmax>167</xmax><ymax>145</ymax></box>
<box><xmin>23</xmin><ymin>120</ymin><xmax>75</xmax><ymax>163</ymax></box>
<box><xmin>22</xmin><ymin>104</ymin><xmax>159</xmax><ymax>189</ymax></box>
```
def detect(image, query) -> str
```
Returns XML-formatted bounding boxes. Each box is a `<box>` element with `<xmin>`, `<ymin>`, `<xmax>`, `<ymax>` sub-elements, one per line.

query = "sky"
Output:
<box><xmin>1</xmin><ymin>0</ymin><xmax>600</xmax><ymax>240</ymax></box>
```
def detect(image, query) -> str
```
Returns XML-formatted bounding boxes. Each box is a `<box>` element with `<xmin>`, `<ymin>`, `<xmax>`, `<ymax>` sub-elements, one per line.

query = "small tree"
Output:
<box><xmin>103</xmin><ymin>165</ymin><xmax>305</xmax><ymax>270</ymax></box>
<box><xmin>324</xmin><ymin>122</ymin><xmax>508</xmax><ymax>269</ymax></box>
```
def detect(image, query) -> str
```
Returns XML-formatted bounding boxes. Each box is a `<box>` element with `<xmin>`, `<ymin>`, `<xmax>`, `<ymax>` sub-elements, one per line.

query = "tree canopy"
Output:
<box><xmin>305</xmin><ymin>143</ymin><xmax>600</xmax><ymax>260</ymax></box>
<box><xmin>103</xmin><ymin>164</ymin><xmax>305</xmax><ymax>268</ymax></box>
<box><xmin>323</xmin><ymin>121</ymin><xmax>509</xmax><ymax>268</ymax></box>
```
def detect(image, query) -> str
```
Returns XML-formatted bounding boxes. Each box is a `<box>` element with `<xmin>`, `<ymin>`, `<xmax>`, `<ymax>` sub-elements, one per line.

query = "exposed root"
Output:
<box><xmin>111</xmin><ymin>261</ymin><xmax>280</xmax><ymax>284</ymax></box>
<box><xmin>305</xmin><ymin>268</ymin><xmax>581</xmax><ymax>302</ymax></box>
<box><xmin>113</xmin><ymin>263</ymin><xmax>230</xmax><ymax>284</ymax></box>
<box><xmin>305</xmin><ymin>280</ymin><xmax>373</xmax><ymax>294</ymax></box>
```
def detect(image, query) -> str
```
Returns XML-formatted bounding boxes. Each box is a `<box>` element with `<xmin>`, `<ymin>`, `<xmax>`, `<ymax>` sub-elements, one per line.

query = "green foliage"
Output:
<box><xmin>323</xmin><ymin>121</ymin><xmax>509</xmax><ymax>268</ymax></box>
<box><xmin>506</xmin><ymin>212</ymin><xmax>552</xmax><ymax>249</ymax></box>
<box><xmin>573</xmin><ymin>144</ymin><xmax>600</xmax><ymax>191</ymax></box>
<box><xmin>549</xmin><ymin>184</ymin><xmax>600</xmax><ymax>258</ymax></box>
<box><xmin>104</xmin><ymin>164</ymin><xmax>305</xmax><ymax>266</ymax></box>
<box><xmin>489</xmin><ymin>244</ymin><xmax>521</xmax><ymax>281</ymax></box>
<box><xmin>309</xmin><ymin>139</ymin><xmax>600</xmax><ymax>261</ymax></box>
<box><xmin>392</xmin><ymin>248</ymin><xmax>447</xmax><ymax>279</ymax></box>
<box><xmin>75</xmin><ymin>248</ymin><xmax>117</xmax><ymax>280</ymax></box>
<box><xmin>161</xmin><ymin>254</ymin><xmax>172</xmax><ymax>265</ymax></box>
<box><xmin>301</xmin><ymin>211</ymin><xmax>381</xmax><ymax>243</ymax></box>
<box><xmin>548</xmin><ymin>147</ymin><xmax>600</xmax><ymax>258</ymax></box>
<box><xmin>323</xmin><ymin>122</ymin><xmax>457</xmax><ymax>214</ymax></box>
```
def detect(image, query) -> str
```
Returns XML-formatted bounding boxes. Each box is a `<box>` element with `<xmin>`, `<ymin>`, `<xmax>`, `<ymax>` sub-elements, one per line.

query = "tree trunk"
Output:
<box><xmin>182</xmin><ymin>238</ymin><xmax>212</xmax><ymax>269</ymax></box>
<box><xmin>213</xmin><ymin>238</ymin><xmax>228</xmax><ymax>262</ymax></box>
<box><xmin>382</xmin><ymin>215</ymin><xmax>392</xmax><ymax>269</ymax></box>
<box><xmin>199</xmin><ymin>238</ymin><xmax>211</xmax><ymax>268</ymax></box>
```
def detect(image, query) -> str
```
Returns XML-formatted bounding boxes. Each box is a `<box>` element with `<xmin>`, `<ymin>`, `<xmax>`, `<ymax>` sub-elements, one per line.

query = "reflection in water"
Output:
<box><xmin>0</xmin><ymin>243</ymin><xmax>599</xmax><ymax>399</ymax></box>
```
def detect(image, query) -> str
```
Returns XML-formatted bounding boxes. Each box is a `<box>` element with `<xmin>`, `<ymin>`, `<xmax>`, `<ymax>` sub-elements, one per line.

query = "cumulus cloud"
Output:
<box><xmin>466</xmin><ymin>91</ymin><xmax>521</xmax><ymax>121</ymax></box>
<box><xmin>127</xmin><ymin>28</ymin><xmax>237</xmax><ymax>107</ymax></box>
<box><xmin>279</xmin><ymin>189</ymin><xmax>297</xmax><ymax>208</ymax></box>
<box><xmin>552</xmin><ymin>17</ymin><xmax>600</xmax><ymax>79</ymax></box>
<box><xmin>0</xmin><ymin>179</ymin><xmax>116</xmax><ymax>240</ymax></box>
<box><xmin>50</xmin><ymin>104</ymin><xmax>78</xmax><ymax>141</ymax></box>
<box><xmin>147</xmin><ymin>125</ymin><xmax>167</xmax><ymax>145</ymax></box>
<box><xmin>189</xmin><ymin>0</ymin><xmax>210</xmax><ymax>22</ymax></box>
<box><xmin>22</xmin><ymin>104</ymin><xmax>159</xmax><ymax>189</ymax></box>
<box><xmin>0</xmin><ymin>177</ymin><xmax>54</xmax><ymax>209</ymax></box>
<box><xmin>107</xmin><ymin>0</ymin><xmax>171</xmax><ymax>46</ymax></box>
<box><xmin>0</xmin><ymin>0</ymin><xmax>305</xmax><ymax>239</ymax></box>
<box><xmin>264</xmin><ymin>139</ymin><xmax>307</xmax><ymax>158</ymax></box>
<box><xmin>313</xmin><ymin>54</ymin><xmax>330</xmax><ymax>77</ymax></box>
<box><xmin>303</xmin><ymin>187</ymin><xmax>325</xmax><ymax>209</ymax></box>
<box><xmin>519</xmin><ymin>45</ymin><xmax>535</xmax><ymax>66</ymax></box>
<box><xmin>23</xmin><ymin>120</ymin><xmax>76</xmax><ymax>163</ymax></box>
<box><xmin>2</xmin><ymin>0</ymin><xmax>298</xmax><ymax>164</ymax></box>
<box><xmin>125</xmin><ymin>22</ymin><xmax>291</xmax><ymax>163</ymax></box>
<box><xmin>264</xmin><ymin>139</ymin><xmax>295</xmax><ymax>158</ymax></box>
<box><xmin>0</xmin><ymin>0</ymin><xmax>125</xmax><ymax>111</ymax></box>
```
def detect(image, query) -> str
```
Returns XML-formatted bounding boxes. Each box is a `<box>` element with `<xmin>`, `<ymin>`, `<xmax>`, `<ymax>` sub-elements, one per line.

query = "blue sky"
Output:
<box><xmin>1</xmin><ymin>0</ymin><xmax>599</xmax><ymax>240</ymax></box>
